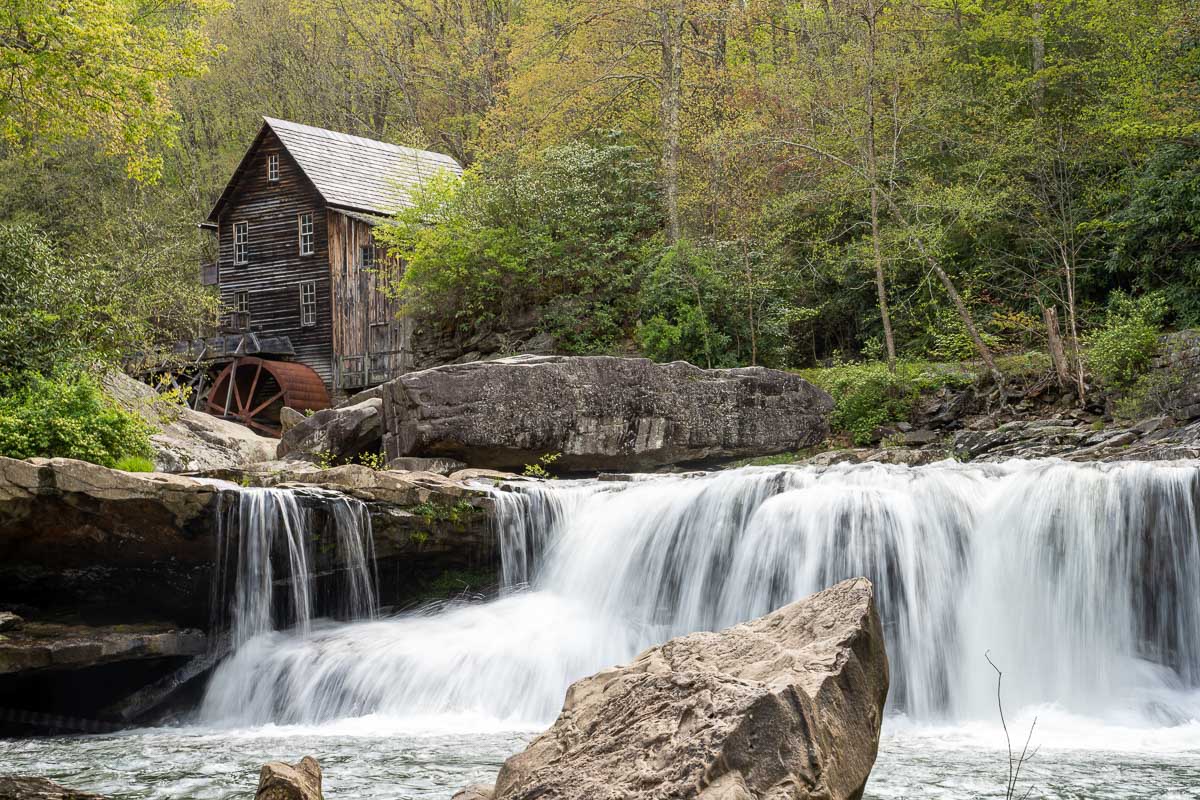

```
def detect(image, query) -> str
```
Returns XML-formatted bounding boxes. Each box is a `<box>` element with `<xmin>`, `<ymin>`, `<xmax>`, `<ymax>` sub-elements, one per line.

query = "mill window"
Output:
<box><xmin>233</xmin><ymin>221</ymin><xmax>248</xmax><ymax>265</ymax></box>
<box><xmin>298</xmin><ymin>212</ymin><xmax>314</xmax><ymax>256</ymax></box>
<box><xmin>299</xmin><ymin>280</ymin><xmax>317</xmax><ymax>326</ymax></box>
<box><xmin>360</xmin><ymin>243</ymin><xmax>375</xmax><ymax>269</ymax></box>
<box><xmin>232</xmin><ymin>291</ymin><xmax>250</xmax><ymax>329</ymax></box>
<box><xmin>267</xmin><ymin>153</ymin><xmax>279</xmax><ymax>182</ymax></box>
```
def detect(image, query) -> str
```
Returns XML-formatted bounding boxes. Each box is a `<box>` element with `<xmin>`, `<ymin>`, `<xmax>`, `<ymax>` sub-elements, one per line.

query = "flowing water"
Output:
<box><xmin>208</xmin><ymin>487</ymin><xmax>378</xmax><ymax>649</ymax></box>
<box><xmin>4</xmin><ymin>461</ymin><xmax>1200</xmax><ymax>798</ymax></box>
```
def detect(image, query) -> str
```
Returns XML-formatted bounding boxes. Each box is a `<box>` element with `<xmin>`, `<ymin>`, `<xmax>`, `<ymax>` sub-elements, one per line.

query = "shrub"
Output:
<box><xmin>523</xmin><ymin>452</ymin><xmax>561</xmax><ymax>479</ymax></box>
<box><xmin>1086</xmin><ymin>291</ymin><xmax>1167</xmax><ymax>388</ymax></box>
<box><xmin>928</xmin><ymin>309</ymin><xmax>1002</xmax><ymax>362</ymax></box>
<box><xmin>0</xmin><ymin>224</ymin><xmax>218</xmax><ymax>380</ymax></box>
<box><xmin>357</xmin><ymin>451</ymin><xmax>386</xmax><ymax>470</ymax></box>
<box><xmin>0</xmin><ymin>372</ymin><xmax>154</xmax><ymax>467</ymax></box>
<box><xmin>800</xmin><ymin>361</ymin><xmax>971</xmax><ymax>446</ymax></box>
<box><xmin>114</xmin><ymin>455</ymin><xmax>155</xmax><ymax>472</ymax></box>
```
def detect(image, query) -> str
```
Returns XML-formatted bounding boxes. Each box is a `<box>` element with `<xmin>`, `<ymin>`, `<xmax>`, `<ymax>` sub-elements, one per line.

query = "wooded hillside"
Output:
<box><xmin>2</xmin><ymin>0</ymin><xmax>1198</xmax><ymax>382</ymax></box>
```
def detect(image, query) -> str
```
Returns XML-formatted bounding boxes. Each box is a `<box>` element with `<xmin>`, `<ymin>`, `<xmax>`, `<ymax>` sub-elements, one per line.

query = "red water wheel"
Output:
<box><xmin>205</xmin><ymin>357</ymin><xmax>330</xmax><ymax>436</ymax></box>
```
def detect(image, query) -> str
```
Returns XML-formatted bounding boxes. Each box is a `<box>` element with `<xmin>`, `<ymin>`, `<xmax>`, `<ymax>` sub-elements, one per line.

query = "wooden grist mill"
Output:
<box><xmin>184</xmin><ymin>116</ymin><xmax>463</xmax><ymax>434</ymax></box>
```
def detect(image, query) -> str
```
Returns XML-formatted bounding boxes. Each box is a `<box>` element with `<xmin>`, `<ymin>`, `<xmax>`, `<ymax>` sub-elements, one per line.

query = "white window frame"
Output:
<box><xmin>299</xmin><ymin>280</ymin><xmax>317</xmax><ymax>327</ymax></box>
<box><xmin>233</xmin><ymin>221</ymin><xmax>248</xmax><ymax>265</ymax></box>
<box><xmin>267</xmin><ymin>153</ymin><xmax>279</xmax><ymax>182</ymax></box>
<box><xmin>298</xmin><ymin>212</ymin><xmax>314</xmax><ymax>256</ymax></box>
<box><xmin>235</xmin><ymin>291</ymin><xmax>249</xmax><ymax>314</ymax></box>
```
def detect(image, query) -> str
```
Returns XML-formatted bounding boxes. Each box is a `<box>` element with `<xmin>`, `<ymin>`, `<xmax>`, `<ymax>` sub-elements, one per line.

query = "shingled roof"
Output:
<box><xmin>206</xmin><ymin>117</ymin><xmax>463</xmax><ymax>223</ymax></box>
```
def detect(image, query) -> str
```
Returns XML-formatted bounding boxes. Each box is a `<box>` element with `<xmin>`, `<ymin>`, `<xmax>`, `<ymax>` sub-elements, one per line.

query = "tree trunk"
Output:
<box><xmin>1043</xmin><ymin>305</ymin><xmax>1070</xmax><ymax>388</ymax></box>
<box><xmin>660</xmin><ymin>0</ymin><xmax>685</xmax><ymax>243</ymax></box>
<box><xmin>881</xmin><ymin>193</ymin><xmax>1007</xmax><ymax>397</ymax></box>
<box><xmin>742</xmin><ymin>240</ymin><xmax>757</xmax><ymax>366</ymax></box>
<box><xmin>1060</xmin><ymin>248</ymin><xmax>1087</xmax><ymax>402</ymax></box>
<box><xmin>863</xmin><ymin>0</ymin><xmax>896</xmax><ymax>371</ymax></box>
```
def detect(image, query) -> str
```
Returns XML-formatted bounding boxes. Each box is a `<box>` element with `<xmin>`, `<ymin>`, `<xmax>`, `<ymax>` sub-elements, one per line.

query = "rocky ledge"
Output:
<box><xmin>104</xmin><ymin>372</ymin><xmax>277</xmax><ymax>474</ymax></box>
<box><xmin>800</xmin><ymin>413</ymin><xmax>1200</xmax><ymax>467</ymax></box>
<box><xmin>0</xmin><ymin>621</ymin><xmax>204</xmax><ymax>675</ymax></box>
<box><xmin>460</xmin><ymin>577</ymin><xmax>888</xmax><ymax>800</ymax></box>
<box><xmin>0</xmin><ymin>456</ymin><xmax>509</xmax><ymax>638</ymax></box>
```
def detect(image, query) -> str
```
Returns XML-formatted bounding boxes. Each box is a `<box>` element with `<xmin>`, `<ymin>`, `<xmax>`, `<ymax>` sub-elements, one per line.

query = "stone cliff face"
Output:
<box><xmin>381</xmin><ymin>355</ymin><xmax>834</xmax><ymax>472</ymax></box>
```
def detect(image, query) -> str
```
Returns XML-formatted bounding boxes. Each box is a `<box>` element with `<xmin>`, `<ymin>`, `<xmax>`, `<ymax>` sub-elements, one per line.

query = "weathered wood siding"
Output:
<box><xmin>214</xmin><ymin>129</ymin><xmax>334</xmax><ymax>385</ymax></box>
<box><xmin>328</xmin><ymin>211</ymin><xmax>412</xmax><ymax>389</ymax></box>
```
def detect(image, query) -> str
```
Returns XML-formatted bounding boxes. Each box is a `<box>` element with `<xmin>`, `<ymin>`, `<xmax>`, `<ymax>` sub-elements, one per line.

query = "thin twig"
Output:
<box><xmin>985</xmin><ymin>651</ymin><xmax>1039</xmax><ymax>800</ymax></box>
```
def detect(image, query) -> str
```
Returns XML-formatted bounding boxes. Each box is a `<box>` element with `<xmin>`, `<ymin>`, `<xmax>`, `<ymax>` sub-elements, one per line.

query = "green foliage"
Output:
<box><xmin>1112</xmin><ymin>370</ymin><xmax>1183</xmax><ymax>421</ymax></box>
<box><xmin>379</xmin><ymin>136</ymin><xmax>661</xmax><ymax>353</ymax></box>
<box><xmin>114</xmin><ymin>455</ymin><xmax>155</xmax><ymax>472</ymax></box>
<box><xmin>0</xmin><ymin>372</ymin><xmax>154</xmax><ymax>467</ymax></box>
<box><xmin>409</xmin><ymin>500</ymin><xmax>479</xmax><ymax>525</ymax></box>
<box><xmin>1</xmin><ymin>0</ymin><xmax>226</xmax><ymax>181</ymax></box>
<box><xmin>730</xmin><ymin>446</ymin><xmax>829</xmax><ymax>468</ymax></box>
<box><xmin>0</xmin><ymin>225</ymin><xmax>94</xmax><ymax>380</ymax></box>
<box><xmin>1105</xmin><ymin>143</ymin><xmax>1200</xmax><ymax>324</ymax></box>
<box><xmin>522</xmin><ymin>452</ymin><xmax>561</xmax><ymax>479</ymax></box>
<box><xmin>801</xmin><ymin>361</ymin><xmax>971</xmax><ymax>446</ymax></box>
<box><xmin>307</xmin><ymin>450</ymin><xmax>386</xmax><ymax>470</ymax></box>
<box><xmin>0</xmin><ymin>223</ymin><xmax>217</xmax><ymax>383</ymax></box>
<box><xmin>4</xmin><ymin>0</ymin><xmax>1200</xmax><ymax>386</ymax></box>
<box><xmin>1086</xmin><ymin>292</ymin><xmax>1168</xmax><ymax>388</ymax></box>
<box><xmin>357</xmin><ymin>451</ymin><xmax>386</xmax><ymax>470</ymax></box>
<box><xmin>634</xmin><ymin>240</ymin><xmax>736</xmax><ymax>367</ymax></box>
<box><xmin>929</xmin><ymin>311</ymin><xmax>1002</xmax><ymax>362</ymax></box>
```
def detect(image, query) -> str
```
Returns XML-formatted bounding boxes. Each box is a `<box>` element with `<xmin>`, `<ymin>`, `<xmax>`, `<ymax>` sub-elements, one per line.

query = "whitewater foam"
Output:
<box><xmin>201</xmin><ymin>460</ymin><xmax>1200</xmax><ymax>737</ymax></box>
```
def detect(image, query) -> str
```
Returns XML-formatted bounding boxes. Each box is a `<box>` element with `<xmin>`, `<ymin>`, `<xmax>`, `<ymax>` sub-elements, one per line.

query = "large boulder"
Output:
<box><xmin>255</xmin><ymin>757</ymin><xmax>323</xmax><ymax>800</ymax></box>
<box><xmin>474</xmin><ymin>577</ymin><xmax>887</xmax><ymax>800</ymax></box>
<box><xmin>380</xmin><ymin>355</ymin><xmax>833</xmax><ymax>471</ymax></box>
<box><xmin>276</xmin><ymin>398</ymin><xmax>383</xmax><ymax>463</ymax></box>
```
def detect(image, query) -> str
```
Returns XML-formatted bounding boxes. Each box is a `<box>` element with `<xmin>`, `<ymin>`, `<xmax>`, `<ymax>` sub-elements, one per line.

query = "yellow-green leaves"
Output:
<box><xmin>1</xmin><ymin>0</ymin><xmax>227</xmax><ymax>181</ymax></box>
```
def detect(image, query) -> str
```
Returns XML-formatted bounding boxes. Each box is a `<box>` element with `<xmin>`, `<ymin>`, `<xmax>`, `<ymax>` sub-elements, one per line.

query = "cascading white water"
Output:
<box><xmin>209</xmin><ymin>488</ymin><xmax>378</xmax><ymax>649</ymax></box>
<box><xmin>200</xmin><ymin>460</ymin><xmax>1200</xmax><ymax>731</ymax></box>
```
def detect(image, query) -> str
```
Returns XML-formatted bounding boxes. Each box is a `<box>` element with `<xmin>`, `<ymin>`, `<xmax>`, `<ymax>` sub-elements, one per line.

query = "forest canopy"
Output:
<box><xmin>1</xmin><ymin>0</ymin><xmax>1198</xmax><ymax>382</ymax></box>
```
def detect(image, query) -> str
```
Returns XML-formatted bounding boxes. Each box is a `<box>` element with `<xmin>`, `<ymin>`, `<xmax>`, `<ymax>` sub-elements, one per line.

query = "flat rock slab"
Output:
<box><xmin>473</xmin><ymin>577</ymin><xmax>888</xmax><ymax>800</ymax></box>
<box><xmin>0</xmin><ymin>622</ymin><xmax>206</xmax><ymax>675</ymax></box>
<box><xmin>381</xmin><ymin>355</ymin><xmax>833</xmax><ymax>471</ymax></box>
<box><xmin>0</xmin><ymin>776</ymin><xmax>108</xmax><ymax>799</ymax></box>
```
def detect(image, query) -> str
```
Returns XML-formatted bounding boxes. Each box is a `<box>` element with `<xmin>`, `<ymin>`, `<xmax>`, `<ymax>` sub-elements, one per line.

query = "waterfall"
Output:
<box><xmin>209</xmin><ymin>488</ymin><xmax>378</xmax><ymax>649</ymax></box>
<box><xmin>199</xmin><ymin>460</ymin><xmax>1200</xmax><ymax>729</ymax></box>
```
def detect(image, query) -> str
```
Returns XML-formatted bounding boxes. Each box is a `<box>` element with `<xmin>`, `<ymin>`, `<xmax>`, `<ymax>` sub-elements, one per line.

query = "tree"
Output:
<box><xmin>377</xmin><ymin>138</ymin><xmax>663</xmax><ymax>353</ymax></box>
<box><xmin>1</xmin><ymin>0</ymin><xmax>226</xmax><ymax>181</ymax></box>
<box><xmin>485</xmin><ymin>0</ymin><xmax>737</xmax><ymax>241</ymax></box>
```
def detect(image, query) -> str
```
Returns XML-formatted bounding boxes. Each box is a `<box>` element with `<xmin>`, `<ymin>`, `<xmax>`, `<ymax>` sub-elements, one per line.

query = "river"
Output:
<box><xmin>3</xmin><ymin>460</ymin><xmax>1199</xmax><ymax>798</ymax></box>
